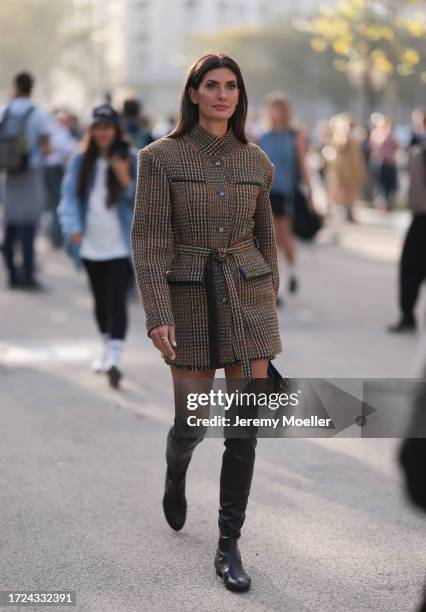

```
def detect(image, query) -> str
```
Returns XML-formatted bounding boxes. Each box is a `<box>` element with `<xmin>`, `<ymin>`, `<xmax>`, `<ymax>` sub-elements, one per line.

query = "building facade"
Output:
<box><xmin>122</xmin><ymin>0</ymin><xmax>286</xmax><ymax>114</ymax></box>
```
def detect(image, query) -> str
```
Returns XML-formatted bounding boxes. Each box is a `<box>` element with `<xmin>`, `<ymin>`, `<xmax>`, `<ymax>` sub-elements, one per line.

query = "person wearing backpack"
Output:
<box><xmin>120</xmin><ymin>98</ymin><xmax>154</xmax><ymax>151</ymax></box>
<box><xmin>0</xmin><ymin>72</ymin><xmax>50</xmax><ymax>290</ymax></box>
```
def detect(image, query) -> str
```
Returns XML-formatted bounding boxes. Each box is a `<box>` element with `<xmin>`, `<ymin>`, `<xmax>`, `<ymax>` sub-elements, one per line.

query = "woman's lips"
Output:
<box><xmin>213</xmin><ymin>105</ymin><xmax>229</xmax><ymax>110</ymax></box>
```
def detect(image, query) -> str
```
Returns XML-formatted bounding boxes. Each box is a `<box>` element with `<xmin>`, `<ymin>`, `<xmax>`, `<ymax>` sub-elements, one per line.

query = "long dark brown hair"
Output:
<box><xmin>169</xmin><ymin>53</ymin><xmax>248</xmax><ymax>143</ymax></box>
<box><xmin>77</xmin><ymin>124</ymin><xmax>124</xmax><ymax>207</ymax></box>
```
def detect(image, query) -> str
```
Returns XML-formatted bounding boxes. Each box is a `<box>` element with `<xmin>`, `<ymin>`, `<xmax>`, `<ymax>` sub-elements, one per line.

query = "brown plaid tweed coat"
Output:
<box><xmin>131</xmin><ymin>123</ymin><xmax>282</xmax><ymax>383</ymax></box>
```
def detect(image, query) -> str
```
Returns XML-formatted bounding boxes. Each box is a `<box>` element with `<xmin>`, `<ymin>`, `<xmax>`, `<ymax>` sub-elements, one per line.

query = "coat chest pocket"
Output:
<box><xmin>233</xmin><ymin>164</ymin><xmax>263</xmax><ymax>188</ymax></box>
<box><xmin>170</xmin><ymin>178</ymin><xmax>207</xmax><ymax>184</ymax></box>
<box><xmin>165</xmin><ymin>253</ymin><xmax>206</xmax><ymax>285</ymax></box>
<box><xmin>169</xmin><ymin>178</ymin><xmax>209</xmax><ymax>211</ymax></box>
<box><xmin>235</xmin><ymin>180</ymin><xmax>262</xmax><ymax>197</ymax></box>
<box><xmin>235</xmin><ymin>180</ymin><xmax>262</xmax><ymax>188</ymax></box>
<box><xmin>234</xmin><ymin>181</ymin><xmax>262</xmax><ymax>218</ymax></box>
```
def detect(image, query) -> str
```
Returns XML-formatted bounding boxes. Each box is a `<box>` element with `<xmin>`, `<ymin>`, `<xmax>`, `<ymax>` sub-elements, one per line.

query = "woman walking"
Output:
<box><xmin>325</xmin><ymin>113</ymin><xmax>366</xmax><ymax>223</ymax></box>
<box><xmin>259</xmin><ymin>92</ymin><xmax>314</xmax><ymax>303</ymax></box>
<box><xmin>369</xmin><ymin>115</ymin><xmax>399</xmax><ymax>211</ymax></box>
<box><xmin>59</xmin><ymin>104</ymin><xmax>137</xmax><ymax>389</ymax></box>
<box><xmin>131</xmin><ymin>53</ymin><xmax>282</xmax><ymax>592</ymax></box>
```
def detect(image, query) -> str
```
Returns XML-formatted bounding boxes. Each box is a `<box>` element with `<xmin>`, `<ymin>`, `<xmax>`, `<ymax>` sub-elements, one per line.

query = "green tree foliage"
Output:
<box><xmin>0</xmin><ymin>0</ymin><xmax>107</xmax><ymax>103</ymax></box>
<box><xmin>295</xmin><ymin>0</ymin><xmax>426</xmax><ymax>115</ymax></box>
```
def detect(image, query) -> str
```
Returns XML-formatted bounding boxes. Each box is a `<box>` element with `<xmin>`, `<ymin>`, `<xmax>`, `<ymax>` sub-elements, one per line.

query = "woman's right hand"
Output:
<box><xmin>70</xmin><ymin>232</ymin><xmax>82</xmax><ymax>245</ymax></box>
<box><xmin>149</xmin><ymin>324</ymin><xmax>177</xmax><ymax>360</ymax></box>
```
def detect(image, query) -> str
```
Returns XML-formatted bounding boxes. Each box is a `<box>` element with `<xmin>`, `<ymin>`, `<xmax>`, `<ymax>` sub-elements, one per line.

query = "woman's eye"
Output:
<box><xmin>204</xmin><ymin>82</ymin><xmax>237</xmax><ymax>90</ymax></box>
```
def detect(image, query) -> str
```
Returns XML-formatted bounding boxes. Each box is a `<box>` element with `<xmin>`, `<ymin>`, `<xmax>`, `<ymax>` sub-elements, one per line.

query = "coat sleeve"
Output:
<box><xmin>57</xmin><ymin>154</ymin><xmax>83</xmax><ymax>237</ymax></box>
<box><xmin>121</xmin><ymin>153</ymin><xmax>138</xmax><ymax>206</ymax></box>
<box><xmin>131</xmin><ymin>147</ymin><xmax>175</xmax><ymax>337</ymax></box>
<box><xmin>253</xmin><ymin>162</ymin><xmax>279</xmax><ymax>299</ymax></box>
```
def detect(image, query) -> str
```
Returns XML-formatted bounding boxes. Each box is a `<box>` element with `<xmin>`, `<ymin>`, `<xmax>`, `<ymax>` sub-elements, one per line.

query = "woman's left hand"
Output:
<box><xmin>110</xmin><ymin>155</ymin><xmax>131</xmax><ymax>189</ymax></box>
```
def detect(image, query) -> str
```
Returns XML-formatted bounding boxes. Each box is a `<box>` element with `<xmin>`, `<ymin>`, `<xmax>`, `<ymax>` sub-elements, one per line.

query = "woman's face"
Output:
<box><xmin>91</xmin><ymin>123</ymin><xmax>116</xmax><ymax>150</ymax></box>
<box><xmin>189</xmin><ymin>67</ymin><xmax>239</xmax><ymax>123</ymax></box>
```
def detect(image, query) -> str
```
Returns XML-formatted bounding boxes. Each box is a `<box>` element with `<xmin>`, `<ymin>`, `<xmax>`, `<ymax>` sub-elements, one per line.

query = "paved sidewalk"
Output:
<box><xmin>1</xmin><ymin>223</ymin><xmax>426</xmax><ymax>612</ymax></box>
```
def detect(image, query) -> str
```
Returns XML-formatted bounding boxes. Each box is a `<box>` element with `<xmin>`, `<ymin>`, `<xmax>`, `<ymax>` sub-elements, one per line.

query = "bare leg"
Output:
<box><xmin>274</xmin><ymin>215</ymin><xmax>297</xmax><ymax>295</ymax></box>
<box><xmin>273</xmin><ymin>216</ymin><xmax>295</xmax><ymax>266</ymax></box>
<box><xmin>170</xmin><ymin>366</ymin><xmax>216</xmax><ymax>426</ymax></box>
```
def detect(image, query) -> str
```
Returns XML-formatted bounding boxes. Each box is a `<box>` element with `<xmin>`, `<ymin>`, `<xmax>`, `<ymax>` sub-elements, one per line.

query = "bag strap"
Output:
<box><xmin>17</xmin><ymin>106</ymin><xmax>35</xmax><ymax>136</ymax></box>
<box><xmin>0</xmin><ymin>104</ymin><xmax>34</xmax><ymax>135</ymax></box>
<box><xmin>289</xmin><ymin>127</ymin><xmax>303</xmax><ymax>184</ymax></box>
<box><xmin>0</xmin><ymin>105</ymin><xmax>11</xmax><ymax>132</ymax></box>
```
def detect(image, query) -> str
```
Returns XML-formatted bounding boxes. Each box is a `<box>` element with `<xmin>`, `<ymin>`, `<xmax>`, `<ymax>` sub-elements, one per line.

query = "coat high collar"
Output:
<box><xmin>184</xmin><ymin>123</ymin><xmax>242</xmax><ymax>158</ymax></box>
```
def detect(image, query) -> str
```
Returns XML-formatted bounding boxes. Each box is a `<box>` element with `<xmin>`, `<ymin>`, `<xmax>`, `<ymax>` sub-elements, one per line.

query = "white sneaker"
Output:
<box><xmin>92</xmin><ymin>357</ymin><xmax>109</xmax><ymax>374</ymax></box>
<box><xmin>92</xmin><ymin>336</ymin><xmax>110</xmax><ymax>373</ymax></box>
<box><xmin>104</xmin><ymin>339</ymin><xmax>124</xmax><ymax>372</ymax></box>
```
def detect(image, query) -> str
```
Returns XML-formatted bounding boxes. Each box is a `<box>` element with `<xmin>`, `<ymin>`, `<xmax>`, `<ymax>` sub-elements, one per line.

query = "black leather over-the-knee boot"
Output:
<box><xmin>163</xmin><ymin>421</ymin><xmax>204</xmax><ymax>531</ymax></box>
<box><xmin>214</xmin><ymin>435</ymin><xmax>257</xmax><ymax>592</ymax></box>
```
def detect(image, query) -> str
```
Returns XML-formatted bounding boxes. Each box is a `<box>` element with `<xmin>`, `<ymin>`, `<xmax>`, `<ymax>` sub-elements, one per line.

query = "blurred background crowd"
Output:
<box><xmin>1</xmin><ymin>0</ymin><xmax>426</xmax><ymax>370</ymax></box>
<box><xmin>1</xmin><ymin>2</ymin><xmax>426</xmax><ymax>608</ymax></box>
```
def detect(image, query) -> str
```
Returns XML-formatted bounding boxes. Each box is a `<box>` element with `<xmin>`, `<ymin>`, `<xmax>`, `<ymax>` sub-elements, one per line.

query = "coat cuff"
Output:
<box><xmin>146</xmin><ymin>313</ymin><xmax>175</xmax><ymax>338</ymax></box>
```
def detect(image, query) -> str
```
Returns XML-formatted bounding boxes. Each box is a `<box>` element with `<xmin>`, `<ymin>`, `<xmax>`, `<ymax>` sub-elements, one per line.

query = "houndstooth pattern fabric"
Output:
<box><xmin>131</xmin><ymin>123</ymin><xmax>282</xmax><ymax>377</ymax></box>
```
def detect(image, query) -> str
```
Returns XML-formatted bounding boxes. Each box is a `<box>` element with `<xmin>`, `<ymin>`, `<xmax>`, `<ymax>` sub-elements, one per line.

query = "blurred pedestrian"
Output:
<box><xmin>132</xmin><ymin>53</ymin><xmax>282</xmax><ymax>593</ymax></box>
<box><xmin>0</xmin><ymin>71</ymin><xmax>50</xmax><ymax>290</ymax></box>
<box><xmin>121</xmin><ymin>98</ymin><xmax>153</xmax><ymax>151</ymax></box>
<box><xmin>58</xmin><ymin>104</ymin><xmax>137</xmax><ymax>388</ymax></box>
<box><xmin>369</xmin><ymin>115</ymin><xmax>399</xmax><ymax>211</ymax></box>
<box><xmin>44</xmin><ymin>110</ymin><xmax>78</xmax><ymax>248</ymax></box>
<box><xmin>151</xmin><ymin>114</ymin><xmax>177</xmax><ymax>140</ymax></box>
<box><xmin>315</xmin><ymin>119</ymin><xmax>332</xmax><ymax>186</ymax></box>
<box><xmin>259</xmin><ymin>92</ymin><xmax>314</xmax><ymax>303</ymax></box>
<box><xmin>409</xmin><ymin>108</ymin><xmax>426</xmax><ymax>148</ymax></box>
<box><xmin>398</xmin><ymin>361</ymin><xmax>426</xmax><ymax>612</ymax></box>
<box><xmin>388</xmin><ymin>117</ymin><xmax>426</xmax><ymax>334</ymax></box>
<box><xmin>67</xmin><ymin>113</ymin><xmax>82</xmax><ymax>140</ymax></box>
<box><xmin>325</xmin><ymin>113</ymin><xmax>366</xmax><ymax>223</ymax></box>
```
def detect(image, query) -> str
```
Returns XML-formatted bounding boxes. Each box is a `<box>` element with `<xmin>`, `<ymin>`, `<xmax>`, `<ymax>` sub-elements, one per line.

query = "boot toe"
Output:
<box><xmin>223</xmin><ymin>570</ymin><xmax>251</xmax><ymax>592</ymax></box>
<box><xmin>214</xmin><ymin>543</ymin><xmax>251</xmax><ymax>592</ymax></box>
<box><xmin>162</xmin><ymin>470</ymin><xmax>187</xmax><ymax>531</ymax></box>
<box><xmin>162</xmin><ymin>494</ymin><xmax>186</xmax><ymax>531</ymax></box>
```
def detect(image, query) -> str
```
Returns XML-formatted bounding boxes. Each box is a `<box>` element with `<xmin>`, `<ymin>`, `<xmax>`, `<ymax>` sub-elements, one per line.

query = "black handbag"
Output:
<box><xmin>267</xmin><ymin>360</ymin><xmax>289</xmax><ymax>393</ymax></box>
<box><xmin>240</xmin><ymin>361</ymin><xmax>289</xmax><ymax>436</ymax></box>
<box><xmin>293</xmin><ymin>185</ymin><xmax>323</xmax><ymax>241</ymax></box>
<box><xmin>242</xmin><ymin>360</ymin><xmax>289</xmax><ymax>395</ymax></box>
<box><xmin>289</xmin><ymin>129</ymin><xmax>323</xmax><ymax>241</ymax></box>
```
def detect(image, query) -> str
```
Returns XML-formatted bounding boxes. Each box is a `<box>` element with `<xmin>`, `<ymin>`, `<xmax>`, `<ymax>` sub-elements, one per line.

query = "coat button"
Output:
<box><xmin>218</xmin><ymin>191</ymin><xmax>226</xmax><ymax>197</ymax></box>
<box><xmin>215</xmin><ymin>160</ymin><xmax>221</xmax><ymax>166</ymax></box>
<box><xmin>218</xmin><ymin>226</ymin><xmax>224</xmax><ymax>233</ymax></box>
<box><xmin>222</xmin><ymin>297</ymin><xmax>228</xmax><ymax>304</ymax></box>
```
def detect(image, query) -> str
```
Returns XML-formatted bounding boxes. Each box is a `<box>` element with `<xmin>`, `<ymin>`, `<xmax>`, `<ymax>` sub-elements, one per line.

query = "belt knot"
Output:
<box><xmin>213</xmin><ymin>248</ymin><xmax>227</xmax><ymax>262</ymax></box>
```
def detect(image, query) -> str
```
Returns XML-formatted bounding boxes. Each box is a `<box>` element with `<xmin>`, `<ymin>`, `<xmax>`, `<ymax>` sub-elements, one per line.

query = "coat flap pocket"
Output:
<box><xmin>236</xmin><ymin>249</ymin><xmax>272</xmax><ymax>280</ymax></box>
<box><xmin>235</xmin><ymin>180</ymin><xmax>262</xmax><ymax>187</ymax></box>
<box><xmin>170</xmin><ymin>177</ymin><xmax>206</xmax><ymax>184</ymax></box>
<box><xmin>165</xmin><ymin>253</ymin><xmax>205</xmax><ymax>285</ymax></box>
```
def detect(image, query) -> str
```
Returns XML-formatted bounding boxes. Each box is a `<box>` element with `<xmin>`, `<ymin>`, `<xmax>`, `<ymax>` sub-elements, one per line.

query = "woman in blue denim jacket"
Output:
<box><xmin>58</xmin><ymin>104</ymin><xmax>137</xmax><ymax>389</ymax></box>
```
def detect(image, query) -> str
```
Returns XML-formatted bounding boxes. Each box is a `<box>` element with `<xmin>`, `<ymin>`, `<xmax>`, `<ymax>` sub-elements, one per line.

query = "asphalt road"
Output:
<box><xmin>1</xmin><ymin>214</ymin><xmax>426</xmax><ymax>612</ymax></box>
